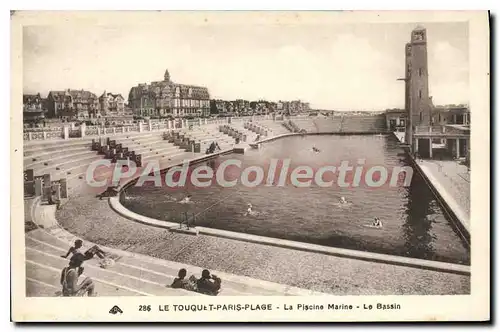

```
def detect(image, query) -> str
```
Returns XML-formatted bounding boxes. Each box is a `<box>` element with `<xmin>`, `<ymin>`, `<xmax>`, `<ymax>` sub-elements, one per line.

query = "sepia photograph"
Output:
<box><xmin>10</xmin><ymin>10</ymin><xmax>490</xmax><ymax>322</ymax></box>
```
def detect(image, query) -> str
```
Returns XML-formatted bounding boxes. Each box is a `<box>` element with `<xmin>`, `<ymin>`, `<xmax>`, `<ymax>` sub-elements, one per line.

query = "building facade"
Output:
<box><xmin>384</xmin><ymin>109</ymin><xmax>407</xmax><ymax>132</ymax></box>
<box><xmin>128</xmin><ymin>69</ymin><xmax>210</xmax><ymax>118</ymax></box>
<box><xmin>46</xmin><ymin>89</ymin><xmax>99</xmax><ymax>120</ymax></box>
<box><xmin>23</xmin><ymin>93</ymin><xmax>46</xmax><ymax>122</ymax></box>
<box><xmin>431</xmin><ymin>104</ymin><xmax>470</xmax><ymax>126</ymax></box>
<box><xmin>276</xmin><ymin>100</ymin><xmax>310</xmax><ymax>115</ymax></box>
<box><xmin>99</xmin><ymin>91</ymin><xmax>125</xmax><ymax>116</ymax></box>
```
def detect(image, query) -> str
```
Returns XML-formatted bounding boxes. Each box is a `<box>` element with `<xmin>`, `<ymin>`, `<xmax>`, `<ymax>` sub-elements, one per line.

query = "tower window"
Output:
<box><xmin>419</xmin><ymin>90</ymin><xmax>422</xmax><ymax>99</ymax></box>
<box><xmin>419</xmin><ymin>112</ymin><xmax>423</xmax><ymax>122</ymax></box>
<box><xmin>419</xmin><ymin>68</ymin><xmax>423</xmax><ymax>77</ymax></box>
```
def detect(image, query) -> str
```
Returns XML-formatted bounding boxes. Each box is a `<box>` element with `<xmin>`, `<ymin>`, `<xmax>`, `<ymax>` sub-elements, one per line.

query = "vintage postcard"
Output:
<box><xmin>11</xmin><ymin>10</ymin><xmax>490</xmax><ymax>322</ymax></box>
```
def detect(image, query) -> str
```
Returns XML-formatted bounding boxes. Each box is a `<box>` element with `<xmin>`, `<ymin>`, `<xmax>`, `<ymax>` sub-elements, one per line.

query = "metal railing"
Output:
<box><xmin>23</xmin><ymin>116</ymin><xmax>285</xmax><ymax>141</ymax></box>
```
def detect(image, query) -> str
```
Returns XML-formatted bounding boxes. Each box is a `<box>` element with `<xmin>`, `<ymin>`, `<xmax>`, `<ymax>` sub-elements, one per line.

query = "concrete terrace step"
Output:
<box><xmin>129</xmin><ymin>142</ymin><xmax>179</xmax><ymax>155</ymax></box>
<box><xmin>128</xmin><ymin>135</ymin><xmax>165</xmax><ymax>144</ymax></box>
<box><xmin>182</xmin><ymin>132</ymin><xmax>220</xmax><ymax>140</ymax></box>
<box><xmin>293</xmin><ymin>120</ymin><xmax>317</xmax><ymax>131</ymax></box>
<box><xmin>56</xmin><ymin>158</ymin><xmax>107</xmax><ymax>181</ymax></box>
<box><xmin>26</xmin><ymin>262</ymin><xmax>143</xmax><ymax>297</ymax></box>
<box><xmin>64</xmin><ymin>150</ymin><xmax>196</xmax><ymax>188</ymax></box>
<box><xmin>24</xmin><ymin>137</ymin><xmax>94</xmax><ymax>148</ymax></box>
<box><xmin>24</xmin><ymin>146</ymin><xmax>92</xmax><ymax>165</ymax></box>
<box><xmin>200</xmin><ymin>141</ymin><xmax>234</xmax><ymax>152</ymax></box>
<box><xmin>143</xmin><ymin>150</ymin><xmax>192</xmax><ymax>163</ymax></box>
<box><xmin>25</xmin><ymin>236</ymin><xmax>200</xmax><ymax>296</ymax></box>
<box><xmin>119</xmin><ymin>140</ymin><xmax>167</xmax><ymax>151</ymax></box>
<box><xmin>25</xmin><ymin>236</ymin><xmax>255</xmax><ymax>296</ymax></box>
<box><xmin>140</xmin><ymin>147</ymin><xmax>184</xmax><ymax>160</ymax></box>
<box><xmin>36</xmin><ymin>154</ymin><xmax>103</xmax><ymax>177</ymax></box>
<box><xmin>199</xmin><ymin>136</ymin><xmax>234</xmax><ymax>144</ymax></box>
<box><xmin>133</xmin><ymin>147</ymin><xmax>179</xmax><ymax>157</ymax></box>
<box><xmin>117</xmin><ymin>141</ymin><xmax>167</xmax><ymax>153</ymax></box>
<box><xmin>25</xmin><ymin>150</ymin><xmax>99</xmax><ymax>171</ymax></box>
<box><xmin>123</xmin><ymin>135</ymin><xmax>169</xmax><ymax>144</ymax></box>
<box><xmin>27</xmin><ymin>228</ymin><xmax>312</xmax><ymax>296</ymax></box>
<box><xmin>25</xmin><ymin>249</ymin><xmax>193</xmax><ymax>297</ymax></box>
<box><xmin>186</xmin><ymin>135</ymin><xmax>218</xmax><ymax>142</ymax></box>
<box><xmin>24</xmin><ymin>141</ymin><xmax>93</xmax><ymax>156</ymax></box>
<box><xmin>107</xmin><ymin>131</ymin><xmax>163</xmax><ymax>141</ymax></box>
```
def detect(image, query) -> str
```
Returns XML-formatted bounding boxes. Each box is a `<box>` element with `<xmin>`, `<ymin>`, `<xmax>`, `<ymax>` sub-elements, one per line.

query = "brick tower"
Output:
<box><xmin>405</xmin><ymin>26</ymin><xmax>431</xmax><ymax>150</ymax></box>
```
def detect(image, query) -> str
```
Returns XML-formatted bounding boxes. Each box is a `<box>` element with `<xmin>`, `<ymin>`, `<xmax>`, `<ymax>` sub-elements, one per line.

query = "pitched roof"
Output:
<box><xmin>129</xmin><ymin>81</ymin><xmax>209</xmax><ymax>100</ymax></box>
<box><xmin>49</xmin><ymin>89</ymin><xmax>97</xmax><ymax>102</ymax></box>
<box><xmin>23</xmin><ymin>94</ymin><xmax>42</xmax><ymax>103</ymax></box>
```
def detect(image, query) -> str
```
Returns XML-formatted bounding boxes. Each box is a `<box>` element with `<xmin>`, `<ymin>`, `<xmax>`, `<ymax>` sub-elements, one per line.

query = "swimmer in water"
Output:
<box><xmin>339</xmin><ymin>196</ymin><xmax>347</xmax><ymax>204</ymax></box>
<box><xmin>245</xmin><ymin>203</ymin><xmax>254</xmax><ymax>216</ymax></box>
<box><xmin>372</xmin><ymin>217</ymin><xmax>382</xmax><ymax>228</ymax></box>
<box><xmin>312</xmin><ymin>147</ymin><xmax>320</xmax><ymax>153</ymax></box>
<box><xmin>179</xmin><ymin>194</ymin><xmax>192</xmax><ymax>204</ymax></box>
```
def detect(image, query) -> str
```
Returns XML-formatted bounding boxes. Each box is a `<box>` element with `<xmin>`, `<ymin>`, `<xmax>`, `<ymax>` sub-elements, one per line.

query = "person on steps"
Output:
<box><xmin>60</xmin><ymin>253</ymin><xmax>96</xmax><ymax>297</ymax></box>
<box><xmin>170</xmin><ymin>268</ymin><xmax>198</xmax><ymax>291</ymax></box>
<box><xmin>61</xmin><ymin>239</ymin><xmax>84</xmax><ymax>259</ymax></box>
<box><xmin>61</xmin><ymin>239</ymin><xmax>106</xmax><ymax>261</ymax></box>
<box><xmin>196</xmin><ymin>269</ymin><xmax>221</xmax><ymax>296</ymax></box>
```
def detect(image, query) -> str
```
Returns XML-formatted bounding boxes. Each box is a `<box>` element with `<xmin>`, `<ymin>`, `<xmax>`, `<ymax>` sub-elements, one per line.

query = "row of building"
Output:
<box><xmin>385</xmin><ymin>103</ymin><xmax>470</xmax><ymax>132</ymax></box>
<box><xmin>23</xmin><ymin>91</ymin><xmax>128</xmax><ymax>122</ymax></box>
<box><xmin>24</xmin><ymin>68</ymin><xmax>312</xmax><ymax>122</ymax></box>
<box><xmin>211</xmin><ymin>99</ymin><xmax>310</xmax><ymax>116</ymax></box>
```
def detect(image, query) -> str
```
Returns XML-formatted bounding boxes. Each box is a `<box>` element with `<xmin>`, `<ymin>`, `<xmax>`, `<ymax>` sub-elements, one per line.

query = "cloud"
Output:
<box><xmin>428</xmin><ymin>41</ymin><xmax>469</xmax><ymax>104</ymax></box>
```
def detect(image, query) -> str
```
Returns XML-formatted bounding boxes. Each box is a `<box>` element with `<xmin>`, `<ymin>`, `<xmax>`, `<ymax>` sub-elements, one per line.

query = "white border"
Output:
<box><xmin>5</xmin><ymin>4</ymin><xmax>493</xmax><ymax>328</ymax></box>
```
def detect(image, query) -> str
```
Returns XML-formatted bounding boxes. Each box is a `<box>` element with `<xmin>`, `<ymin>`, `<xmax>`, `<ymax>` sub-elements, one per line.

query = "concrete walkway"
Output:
<box><xmin>418</xmin><ymin>160</ymin><xmax>470</xmax><ymax>232</ymax></box>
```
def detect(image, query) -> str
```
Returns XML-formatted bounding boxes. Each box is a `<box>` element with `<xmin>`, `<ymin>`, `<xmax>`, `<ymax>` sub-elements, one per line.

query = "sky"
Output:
<box><xmin>23</xmin><ymin>21</ymin><xmax>469</xmax><ymax>111</ymax></box>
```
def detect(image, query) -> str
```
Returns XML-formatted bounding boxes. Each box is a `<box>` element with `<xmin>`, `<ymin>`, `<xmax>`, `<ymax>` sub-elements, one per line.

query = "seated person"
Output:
<box><xmin>96</xmin><ymin>186</ymin><xmax>119</xmax><ymax>200</ymax></box>
<box><xmin>196</xmin><ymin>269</ymin><xmax>221</xmax><ymax>296</ymax></box>
<box><xmin>170</xmin><ymin>268</ymin><xmax>198</xmax><ymax>292</ymax></box>
<box><xmin>61</xmin><ymin>239</ymin><xmax>84</xmax><ymax>259</ymax></box>
<box><xmin>60</xmin><ymin>253</ymin><xmax>96</xmax><ymax>297</ymax></box>
<box><xmin>47</xmin><ymin>190</ymin><xmax>61</xmax><ymax>209</ymax></box>
<box><xmin>208</xmin><ymin>141</ymin><xmax>216</xmax><ymax>154</ymax></box>
<box><xmin>61</xmin><ymin>240</ymin><xmax>106</xmax><ymax>261</ymax></box>
<box><xmin>84</xmin><ymin>245</ymin><xmax>107</xmax><ymax>260</ymax></box>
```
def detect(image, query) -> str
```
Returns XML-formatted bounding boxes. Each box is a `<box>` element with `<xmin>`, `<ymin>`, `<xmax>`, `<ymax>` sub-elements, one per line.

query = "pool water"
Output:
<box><xmin>122</xmin><ymin>135</ymin><xmax>470</xmax><ymax>265</ymax></box>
